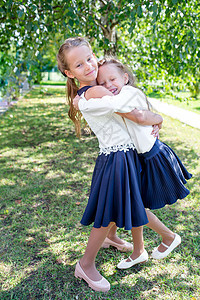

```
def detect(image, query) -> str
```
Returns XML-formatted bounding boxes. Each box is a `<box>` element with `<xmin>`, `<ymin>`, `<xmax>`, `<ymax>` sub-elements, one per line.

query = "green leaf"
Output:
<box><xmin>69</xmin><ymin>19</ymin><xmax>74</xmax><ymax>27</ymax></box>
<box><xmin>152</xmin><ymin>4</ymin><xmax>157</xmax><ymax>13</ymax></box>
<box><xmin>137</xmin><ymin>5</ymin><xmax>142</xmax><ymax>16</ymax></box>
<box><xmin>128</xmin><ymin>26</ymin><xmax>133</xmax><ymax>34</ymax></box>
<box><xmin>130</xmin><ymin>9</ymin><xmax>136</xmax><ymax>18</ymax></box>
<box><xmin>33</xmin><ymin>24</ymin><xmax>38</xmax><ymax>32</ymax></box>
<box><xmin>188</xmin><ymin>40</ymin><xmax>194</xmax><ymax>47</ymax></box>
<box><xmin>31</xmin><ymin>4</ymin><xmax>38</xmax><ymax>12</ymax></box>
<box><xmin>26</xmin><ymin>22</ymin><xmax>32</xmax><ymax>31</ymax></box>
<box><xmin>188</xmin><ymin>31</ymin><xmax>193</xmax><ymax>37</ymax></box>
<box><xmin>17</xmin><ymin>9</ymin><xmax>25</xmax><ymax>18</ymax></box>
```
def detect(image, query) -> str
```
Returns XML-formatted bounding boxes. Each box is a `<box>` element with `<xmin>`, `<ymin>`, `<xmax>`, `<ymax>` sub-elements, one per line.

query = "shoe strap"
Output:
<box><xmin>127</xmin><ymin>256</ymin><xmax>133</xmax><ymax>262</ymax></box>
<box><xmin>161</xmin><ymin>242</ymin><xmax>169</xmax><ymax>248</ymax></box>
<box><xmin>127</xmin><ymin>251</ymin><xmax>145</xmax><ymax>262</ymax></box>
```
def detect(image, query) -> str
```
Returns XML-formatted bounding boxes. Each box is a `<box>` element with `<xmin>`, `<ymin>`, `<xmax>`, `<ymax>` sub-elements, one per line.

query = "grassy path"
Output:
<box><xmin>147</xmin><ymin>91</ymin><xmax>200</xmax><ymax>115</ymax></box>
<box><xmin>0</xmin><ymin>88</ymin><xmax>199</xmax><ymax>299</ymax></box>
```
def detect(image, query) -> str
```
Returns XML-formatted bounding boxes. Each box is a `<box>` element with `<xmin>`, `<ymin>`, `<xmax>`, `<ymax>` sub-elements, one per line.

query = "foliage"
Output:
<box><xmin>0</xmin><ymin>87</ymin><xmax>199</xmax><ymax>299</ymax></box>
<box><xmin>0</xmin><ymin>1</ymin><xmax>199</xmax><ymax>98</ymax></box>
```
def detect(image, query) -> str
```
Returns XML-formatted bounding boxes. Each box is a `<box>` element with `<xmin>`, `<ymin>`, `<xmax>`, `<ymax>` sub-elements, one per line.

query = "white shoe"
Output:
<box><xmin>151</xmin><ymin>233</ymin><xmax>181</xmax><ymax>260</ymax></box>
<box><xmin>117</xmin><ymin>249</ymin><xmax>148</xmax><ymax>269</ymax></box>
<box><xmin>102</xmin><ymin>237</ymin><xmax>133</xmax><ymax>252</ymax></box>
<box><xmin>75</xmin><ymin>262</ymin><xmax>110</xmax><ymax>292</ymax></box>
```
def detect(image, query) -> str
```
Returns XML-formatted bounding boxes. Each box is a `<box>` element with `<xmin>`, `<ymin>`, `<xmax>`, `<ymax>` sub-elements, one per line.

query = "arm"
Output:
<box><xmin>75</xmin><ymin>86</ymin><xmax>138</xmax><ymax>116</ymax></box>
<box><xmin>78</xmin><ymin>86</ymin><xmax>148</xmax><ymax>116</ymax></box>
<box><xmin>74</xmin><ymin>92</ymin><xmax>163</xmax><ymax>128</ymax></box>
<box><xmin>73</xmin><ymin>86</ymin><xmax>114</xmax><ymax>114</ymax></box>
<box><xmin>119</xmin><ymin>109</ymin><xmax>163</xmax><ymax>138</ymax></box>
<box><xmin>85</xmin><ymin>86</ymin><xmax>113</xmax><ymax>99</ymax></box>
<box><xmin>73</xmin><ymin>86</ymin><xmax>112</xmax><ymax>110</ymax></box>
<box><xmin>117</xmin><ymin>109</ymin><xmax>163</xmax><ymax>126</ymax></box>
<box><xmin>76</xmin><ymin>85</ymin><xmax>162</xmax><ymax>127</ymax></box>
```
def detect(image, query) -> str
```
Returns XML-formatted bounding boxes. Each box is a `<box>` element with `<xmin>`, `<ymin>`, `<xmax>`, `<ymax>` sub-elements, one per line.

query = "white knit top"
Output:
<box><xmin>78</xmin><ymin>85</ymin><xmax>156</xmax><ymax>154</ymax></box>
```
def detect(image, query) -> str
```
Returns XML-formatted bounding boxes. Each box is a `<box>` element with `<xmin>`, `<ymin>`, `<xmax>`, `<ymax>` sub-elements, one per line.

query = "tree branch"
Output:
<box><xmin>99</xmin><ymin>0</ymin><xmax>107</xmax><ymax>6</ymax></box>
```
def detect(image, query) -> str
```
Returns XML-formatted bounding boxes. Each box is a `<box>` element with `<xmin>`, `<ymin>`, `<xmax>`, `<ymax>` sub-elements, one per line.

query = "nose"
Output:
<box><xmin>85</xmin><ymin>61</ymin><xmax>92</xmax><ymax>71</ymax></box>
<box><xmin>105</xmin><ymin>80</ymin><xmax>112</xmax><ymax>88</ymax></box>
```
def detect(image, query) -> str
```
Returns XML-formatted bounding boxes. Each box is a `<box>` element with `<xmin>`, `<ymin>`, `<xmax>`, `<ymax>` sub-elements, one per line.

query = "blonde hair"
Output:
<box><xmin>98</xmin><ymin>57</ymin><xmax>151</xmax><ymax>110</ymax></box>
<box><xmin>57</xmin><ymin>37</ymin><xmax>92</xmax><ymax>137</ymax></box>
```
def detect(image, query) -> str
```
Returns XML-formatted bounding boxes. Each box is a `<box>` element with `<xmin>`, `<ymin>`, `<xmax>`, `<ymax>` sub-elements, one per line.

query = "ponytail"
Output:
<box><xmin>57</xmin><ymin>37</ymin><xmax>92</xmax><ymax>137</ymax></box>
<box><xmin>66</xmin><ymin>77</ymin><xmax>82</xmax><ymax>137</ymax></box>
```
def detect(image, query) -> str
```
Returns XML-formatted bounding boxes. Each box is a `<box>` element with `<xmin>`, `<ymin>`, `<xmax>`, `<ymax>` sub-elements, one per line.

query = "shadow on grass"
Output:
<box><xmin>0</xmin><ymin>250</ymin><xmax>198</xmax><ymax>299</ymax></box>
<box><xmin>0</xmin><ymin>93</ymin><xmax>199</xmax><ymax>299</ymax></box>
<box><xmin>0</xmin><ymin>259</ymin><xmax>77</xmax><ymax>299</ymax></box>
<box><xmin>0</xmin><ymin>104</ymin><xmax>71</xmax><ymax>149</ymax></box>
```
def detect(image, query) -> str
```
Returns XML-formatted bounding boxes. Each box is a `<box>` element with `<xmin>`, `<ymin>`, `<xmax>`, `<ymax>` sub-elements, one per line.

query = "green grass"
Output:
<box><xmin>40</xmin><ymin>81</ymin><xmax>66</xmax><ymax>86</ymax></box>
<box><xmin>148</xmin><ymin>91</ymin><xmax>200</xmax><ymax>114</ymax></box>
<box><xmin>0</xmin><ymin>87</ymin><xmax>199</xmax><ymax>299</ymax></box>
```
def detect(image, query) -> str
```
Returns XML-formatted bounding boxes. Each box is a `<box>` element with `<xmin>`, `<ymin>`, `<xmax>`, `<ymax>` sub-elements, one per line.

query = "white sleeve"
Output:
<box><xmin>78</xmin><ymin>86</ymin><xmax>148</xmax><ymax>116</ymax></box>
<box><xmin>78</xmin><ymin>96</ymin><xmax>115</xmax><ymax>116</ymax></box>
<box><xmin>111</xmin><ymin>86</ymin><xmax>148</xmax><ymax>112</ymax></box>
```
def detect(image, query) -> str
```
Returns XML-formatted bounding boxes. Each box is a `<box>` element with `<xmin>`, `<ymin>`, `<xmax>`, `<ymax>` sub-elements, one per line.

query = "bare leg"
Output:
<box><xmin>106</xmin><ymin>223</ymin><xmax>125</xmax><ymax>245</ymax></box>
<box><xmin>127</xmin><ymin>226</ymin><xmax>144</xmax><ymax>260</ymax></box>
<box><xmin>106</xmin><ymin>211</ymin><xmax>175</xmax><ymax>253</ymax></box>
<box><xmin>79</xmin><ymin>222</ymin><xmax>114</xmax><ymax>281</ymax></box>
<box><xmin>146</xmin><ymin>210</ymin><xmax>175</xmax><ymax>252</ymax></box>
<box><xmin>116</xmin><ymin>225</ymin><xmax>148</xmax><ymax>269</ymax></box>
<box><xmin>117</xmin><ymin>226</ymin><xmax>144</xmax><ymax>263</ymax></box>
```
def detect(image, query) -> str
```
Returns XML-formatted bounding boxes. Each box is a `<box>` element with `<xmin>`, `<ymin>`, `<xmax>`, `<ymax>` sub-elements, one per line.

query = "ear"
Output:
<box><xmin>124</xmin><ymin>73</ymin><xmax>129</xmax><ymax>85</ymax></box>
<box><xmin>64</xmin><ymin>70</ymin><xmax>75</xmax><ymax>79</ymax></box>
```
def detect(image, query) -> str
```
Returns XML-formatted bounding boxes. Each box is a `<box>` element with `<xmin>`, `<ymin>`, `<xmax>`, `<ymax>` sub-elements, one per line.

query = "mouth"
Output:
<box><xmin>86</xmin><ymin>69</ymin><xmax>96</xmax><ymax>76</ymax></box>
<box><xmin>109</xmin><ymin>88</ymin><xmax>118</xmax><ymax>95</ymax></box>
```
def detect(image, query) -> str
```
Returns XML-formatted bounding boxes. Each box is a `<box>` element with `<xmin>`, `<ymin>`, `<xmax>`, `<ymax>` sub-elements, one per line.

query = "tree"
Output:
<box><xmin>0</xmin><ymin>0</ymin><xmax>199</xmax><ymax>97</ymax></box>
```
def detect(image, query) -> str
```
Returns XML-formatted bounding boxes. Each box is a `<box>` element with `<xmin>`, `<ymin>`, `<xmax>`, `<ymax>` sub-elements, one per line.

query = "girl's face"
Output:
<box><xmin>97</xmin><ymin>64</ymin><xmax>128</xmax><ymax>95</ymax></box>
<box><xmin>64</xmin><ymin>45</ymin><xmax>98</xmax><ymax>87</ymax></box>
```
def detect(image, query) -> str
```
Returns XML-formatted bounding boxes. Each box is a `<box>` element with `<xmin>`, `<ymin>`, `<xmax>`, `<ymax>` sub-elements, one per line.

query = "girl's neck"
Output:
<box><xmin>79</xmin><ymin>79</ymin><xmax>97</xmax><ymax>89</ymax></box>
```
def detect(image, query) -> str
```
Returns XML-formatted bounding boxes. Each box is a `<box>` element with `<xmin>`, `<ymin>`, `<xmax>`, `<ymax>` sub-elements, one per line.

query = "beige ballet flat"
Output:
<box><xmin>102</xmin><ymin>237</ymin><xmax>133</xmax><ymax>252</ymax></box>
<box><xmin>74</xmin><ymin>262</ymin><xmax>110</xmax><ymax>292</ymax></box>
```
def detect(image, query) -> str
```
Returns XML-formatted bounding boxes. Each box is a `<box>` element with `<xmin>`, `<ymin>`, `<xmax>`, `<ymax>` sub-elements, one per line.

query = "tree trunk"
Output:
<box><xmin>99</xmin><ymin>1</ymin><xmax>118</xmax><ymax>56</ymax></box>
<box><xmin>102</xmin><ymin>25</ymin><xmax>118</xmax><ymax>56</ymax></box>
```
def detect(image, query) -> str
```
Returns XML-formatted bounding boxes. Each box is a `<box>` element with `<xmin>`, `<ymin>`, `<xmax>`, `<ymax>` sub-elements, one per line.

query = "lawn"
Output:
<box><xmin>0</xmin><ymin>87</ymin><xmax>199</xmax><ymax>300</ymax></box>
<box><xmin>147</xmin><ymin>91</ymin><xmax>200</xmax><ymax>115</ymax></box>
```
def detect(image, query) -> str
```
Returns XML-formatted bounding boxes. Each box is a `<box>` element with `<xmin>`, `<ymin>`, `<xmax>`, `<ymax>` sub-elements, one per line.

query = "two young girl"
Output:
<box><xmin>76</xmin><ymin>57</ymin><xmax>192</xmax><ymax>267</ymax></box>
<box><xmin>57</xmin><ymin>37</ymin><xmax>191</xmax><ymax>292</ymax></box>
<box><xmin>80</xmin><ymin>57</ymin><xmax>192</xmax><ymax>210</ymax></box>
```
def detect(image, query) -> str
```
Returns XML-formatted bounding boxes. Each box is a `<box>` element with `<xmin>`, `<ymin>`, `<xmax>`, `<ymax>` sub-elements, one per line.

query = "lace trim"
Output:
<box><xmin>99</xmin><ymin>143</ymin><xmax>135</xmax><ymax>156</ymax></box>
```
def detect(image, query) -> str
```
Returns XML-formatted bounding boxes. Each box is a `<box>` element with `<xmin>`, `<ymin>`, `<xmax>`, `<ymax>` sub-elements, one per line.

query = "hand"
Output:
<box><xmin>73</xmin><ymin>94</ymin><xmax>81</xmax><ymax>110</ymax></box>
<box><xmin>151</xmin><ymin>125</ymin><xmax>160</xmax><ymax>138</ymax></box>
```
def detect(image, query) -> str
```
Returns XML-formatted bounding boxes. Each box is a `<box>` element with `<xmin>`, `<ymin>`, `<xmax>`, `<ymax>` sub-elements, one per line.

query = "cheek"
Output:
<box><xmin>92</xmin><ymin>59</ymin><xmax>98</xmax><ymax>68</ymax></box>
<box><xmin>116</xmin><ymin>80</ymin><xmax>122</xmax><ymax>87</ymax></box>
<box><xmin>122</xmin><ymin>78</ymin><xmax>126</xmax><ymax>85</ymax></box>
<box><xmin>97</xmin><ymin>74</ymin><xmax>103</xmax><ymax>82</ymax></box>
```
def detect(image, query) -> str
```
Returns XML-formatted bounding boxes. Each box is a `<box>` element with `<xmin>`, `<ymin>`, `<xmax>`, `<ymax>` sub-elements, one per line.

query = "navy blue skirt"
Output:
<box><xmin>81</xmin><ymin>148</ymin><xmax>149</xmax><ymax>230</ymax></box>
<box><xmin>139</xmin><ymin>139</ymin><xmax>192</xmax><ymax>209</ymax></box>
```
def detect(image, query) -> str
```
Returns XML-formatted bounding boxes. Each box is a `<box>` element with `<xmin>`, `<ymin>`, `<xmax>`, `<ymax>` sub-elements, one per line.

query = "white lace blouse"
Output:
<box><xmin>78</xmin><ymin>85</ymin><xmax>156</xmax><ymax>154</ymax></box>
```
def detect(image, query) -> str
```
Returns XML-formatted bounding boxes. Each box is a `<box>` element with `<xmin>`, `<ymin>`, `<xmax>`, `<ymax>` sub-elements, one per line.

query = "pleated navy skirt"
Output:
<box><xmin>81</xmin><ymin>148</ymin><xmax>149</xmax><ymax>230</ymax></box>
<box><xmin>139</xmin><ymin>139</ymin><xmax>192</xmax><ymax>209</ymax></box>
